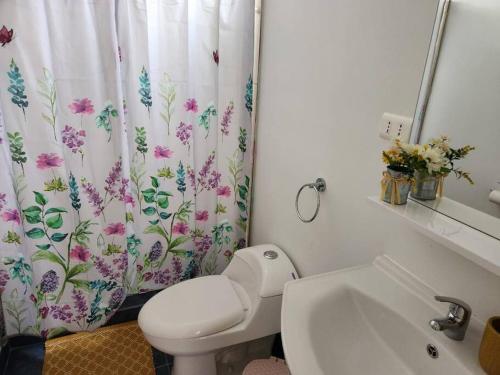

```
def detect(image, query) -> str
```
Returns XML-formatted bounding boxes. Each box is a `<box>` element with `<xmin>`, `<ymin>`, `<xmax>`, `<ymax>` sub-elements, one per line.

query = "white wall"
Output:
<box><xmin>251</xmin><ymin>0</ymin><xmax>500</xmax><ymax>323</ymax></box>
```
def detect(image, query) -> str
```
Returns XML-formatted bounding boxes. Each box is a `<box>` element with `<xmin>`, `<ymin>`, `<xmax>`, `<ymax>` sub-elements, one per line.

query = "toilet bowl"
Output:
<box><xmin>138</xmin><ymin>244</ymin><xmax>298</xmax><ymax>375</ymax></box>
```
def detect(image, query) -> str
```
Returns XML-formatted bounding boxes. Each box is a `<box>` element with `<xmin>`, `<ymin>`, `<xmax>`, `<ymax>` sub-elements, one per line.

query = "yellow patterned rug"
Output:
<box><xmin>43</xmin><ymin>321</ymin><xmax>155</xmax><ymax>375</ymax></box>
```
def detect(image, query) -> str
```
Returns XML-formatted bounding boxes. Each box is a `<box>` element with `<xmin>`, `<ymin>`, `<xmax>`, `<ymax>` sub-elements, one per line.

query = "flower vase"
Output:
<box><xmin>380</xmin><ymin>166</ymin><xmax>412</xmax><ymax>205</ymax></box>
<box><xmin>410</xmin><ymin>170</ymin><xmax>443</xmax><ymax>200</ymax></box>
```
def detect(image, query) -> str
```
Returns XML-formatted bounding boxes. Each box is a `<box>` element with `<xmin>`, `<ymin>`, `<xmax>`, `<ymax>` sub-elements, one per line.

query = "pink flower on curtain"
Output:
<box><xmin>50</xmin><ymin>305</ymin><xmax>73</xmax><ymax>323</ymax></box>
<box><xmin>220</xmin><ymin>102</ymin><xmax>234</xmax><ymax>137</ymax></box>
<box><xmin>195</xmin><ymin>210</ymin><xmax>209</xmax><ymax>221</ymax></box>
<box><xmin>171</xmin><ymin>256</ymin><xmax>183</xmax><ymax>283</ymax></box>
<box><xmin>61</xmin><ymin>125</ymin><xmax>86</xmax><ymax>154</ymax></box>
<box><xmin>1</xmin><ymin>209</ymin><xmax>20</xmax><ymax>225</ymax></box>
<box><xmin>176</xmin><ymin>122</ymin><xmax>192</xmax><ymax>148</ymax></box>
<box><xmin>39</xmin><ymin>306</ymin><xmax>49</xmax><ymax>319</ymax></box>
<box><xmin>172</xmin><ymin>222</ymin><xmax>189</xmax><ymax>235</ymax></box>
<box><xmin>124</xmin><ymin>194</ymin><xmax>135</xmax><ymax>207</ymax></box>
<box><xmin>184</xmin><ymin>98</ymin><xmax>198</xmax><ymax>113</ymax></box>
<box><xmin>154</xmin><ymin>146</ymin><xmax>173</xmax><ymax>159</ymax></box>
<box><xmin>70</xmin><ymin>245</ymin><xmax>91</xmax><ymax>262</ymax></box>
<box><xmin>36</xmin><ymin>153</ymin><xmax>63</xmax><ymax>170</ymax></box>
<box><xmin>104</xmin><ymin>222</ymin><xmax>125</xmax><ymax>236</ymax></box>
<box><xmin>104</xmin><ymin>158</ymin><xmax>128</xmax><ymax>201</ymax></box>
<box><xmin>213</xmin><ymin>50</ymin><xmax>219</xmax><ymax>65</ymax></box>
<box><xmin>68</xmin><ymin>98</ymin><xmax>94</xmax><ymax>115</ymax></box>
<box><xmin>216</xmin><ymin>185</ymin><xmax>231</xmax><ymax>197</ymax></box>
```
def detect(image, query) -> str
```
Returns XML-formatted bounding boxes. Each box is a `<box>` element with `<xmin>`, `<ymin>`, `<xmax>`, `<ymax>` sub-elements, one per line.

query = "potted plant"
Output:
<box><xmin>381</xmin><ymin>139</ymin><xmax>415</xmax><ymax>205</ymax></box>
<box><xmin>410</xmin><ymin>136</ymin><xmax>475</xmax><ymax>200</ymax></box>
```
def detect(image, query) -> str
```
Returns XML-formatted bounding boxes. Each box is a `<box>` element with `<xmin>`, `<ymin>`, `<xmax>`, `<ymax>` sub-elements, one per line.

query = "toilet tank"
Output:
<box><xmin>223</xmin><ymin>244</ymin><xmax>298</xmax><ymax>298</ymax></box>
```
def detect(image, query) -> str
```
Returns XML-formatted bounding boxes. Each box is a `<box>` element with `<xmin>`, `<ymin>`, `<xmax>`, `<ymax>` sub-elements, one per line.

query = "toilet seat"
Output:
<box><xmin>139</xmin><ymin>275</ymin><xmax>246</xmax><ymax>339</ymax></box>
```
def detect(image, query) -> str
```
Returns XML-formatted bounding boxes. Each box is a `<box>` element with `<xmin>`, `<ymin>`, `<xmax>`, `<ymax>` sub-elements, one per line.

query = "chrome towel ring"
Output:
<box><xmin>295</xmin><ymin>178</ymin><xmax>327</xmax><ymax>223</ymax></box>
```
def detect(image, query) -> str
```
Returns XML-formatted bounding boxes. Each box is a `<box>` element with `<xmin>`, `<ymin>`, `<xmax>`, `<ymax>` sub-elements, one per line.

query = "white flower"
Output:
<box><xmin>419</xmin><ymin>146</ymin><xmax>446</xmax><ymax>174</ymax></box>
<box><xmin>429</xmin><ymin>136</ymin><xmax>450</xmax><ymax>152</ymax></box>
<box><xmin>400</xmin><ymin>142</ymin><xmax>420</xmax><ymax>155</ymax></box>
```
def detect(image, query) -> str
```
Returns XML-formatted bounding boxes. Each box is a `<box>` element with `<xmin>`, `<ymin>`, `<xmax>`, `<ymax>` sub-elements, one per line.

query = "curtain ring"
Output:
<box><xmin>295</xmin><ymin>178</ymin><xmax>326</xmax><ymax>223</ymax></box>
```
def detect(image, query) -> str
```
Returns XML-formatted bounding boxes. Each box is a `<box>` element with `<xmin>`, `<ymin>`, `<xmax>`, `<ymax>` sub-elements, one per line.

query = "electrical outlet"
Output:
<box><xmin>378</xmin><ymin>113</ymin><xmax>413</xmax><ymax>142</ymax></box>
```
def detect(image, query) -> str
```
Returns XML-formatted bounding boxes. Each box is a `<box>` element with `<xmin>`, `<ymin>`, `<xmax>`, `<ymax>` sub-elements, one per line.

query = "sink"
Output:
<box><xmin>281</xmin><ymin>256</ymin><xmax>485</xmax><ymax>375</ymax></box>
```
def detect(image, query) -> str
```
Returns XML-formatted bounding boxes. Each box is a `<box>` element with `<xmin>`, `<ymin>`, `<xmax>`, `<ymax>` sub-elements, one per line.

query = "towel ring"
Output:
<box><xmin>295</xmin><ymin>178</ymin><xmax>327</xmax><ymax>223</ymax></box>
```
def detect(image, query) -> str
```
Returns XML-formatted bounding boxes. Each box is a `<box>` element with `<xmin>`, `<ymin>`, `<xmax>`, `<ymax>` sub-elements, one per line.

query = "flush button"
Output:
<box><xmin>264</xmin><ymin>250</ymin><xmax>278</xmax><ymax>260</ymax></box>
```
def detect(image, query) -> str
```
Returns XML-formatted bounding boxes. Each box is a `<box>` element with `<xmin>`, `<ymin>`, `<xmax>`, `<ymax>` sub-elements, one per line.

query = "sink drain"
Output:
<box><xmin>426</xmin><ymin>344</ymin><xmax>439</xmax><ymax>359</ymax></box>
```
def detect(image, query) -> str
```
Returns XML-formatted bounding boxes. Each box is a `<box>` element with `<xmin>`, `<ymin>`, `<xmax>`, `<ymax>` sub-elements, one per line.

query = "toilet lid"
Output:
<box><xmin>139</xmin><ymin>275</ymin><xmax>246</xmax><ymax>339</ymax></box>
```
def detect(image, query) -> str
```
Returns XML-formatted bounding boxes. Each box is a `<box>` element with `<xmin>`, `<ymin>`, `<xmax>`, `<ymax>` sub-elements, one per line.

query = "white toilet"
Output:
<box><xmin>138</xmin><ymin>244</ymin><xmax>297</xmax><ymax>375</ymax></box>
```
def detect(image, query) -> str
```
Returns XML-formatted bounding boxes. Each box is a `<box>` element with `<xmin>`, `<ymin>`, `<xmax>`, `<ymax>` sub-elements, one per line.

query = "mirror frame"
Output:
<box><xmin>410</xmin><ymin>0</ymin><xmax>450</xmax><ymax>143</ymax></box>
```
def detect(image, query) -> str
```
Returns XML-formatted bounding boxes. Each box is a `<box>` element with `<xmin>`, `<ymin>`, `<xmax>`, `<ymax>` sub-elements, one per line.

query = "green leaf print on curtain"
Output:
<box><xmin>7</xmin><ymin>132</ymin><xmax>27</xmax><ymax>175</ymax></box>
<box><xmin>7</xmin><ymin>59</ymin><xmax>28</xmax><ymax>120</ymax></box>
<box><xmin>198</xmin><ymin>104</ymin><xmax>217</xmax><ymax>139</ymax></box>
<box><xmin>139</xmin><ymin>66</ymin><xmax>152</xmax><ymax>117</ymax></box>
<box><xmin>96</xmin><ymin>102</ymin><xmax>118</xmax><ymax>142</ymax></box>
<box><xmin>159</xmin><ymin>73</ymin><xmax>175</xmax><ymax>135</ymax></box>
<box><xmin>37</xmin><ymin>68</ymin><xmax>57</xmax><ymax>141</ymax></box>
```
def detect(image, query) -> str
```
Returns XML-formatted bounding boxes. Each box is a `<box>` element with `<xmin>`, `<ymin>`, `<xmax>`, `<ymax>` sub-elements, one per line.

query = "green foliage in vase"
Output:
<box><xmin>7</xmin><ymin>59</ymin><xmax>29</xmax><ymax>120</ymax></box>
<box><xmin>7</xmin><ymin>132</ymin><xmax>27</xmax><ymax>175</ymax></box>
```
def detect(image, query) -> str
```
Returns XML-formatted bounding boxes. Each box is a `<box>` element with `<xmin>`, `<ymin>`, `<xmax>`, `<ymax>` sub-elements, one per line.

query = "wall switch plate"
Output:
<box><xmin>379</xmin><ymin>113</ymin><xmax>413</xmax><ymax>142</ymax></box>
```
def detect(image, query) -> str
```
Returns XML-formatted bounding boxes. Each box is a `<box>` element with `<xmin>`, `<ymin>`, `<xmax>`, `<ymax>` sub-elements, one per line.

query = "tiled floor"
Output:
<box><xmin>1</xmin><ymin>290</ymin><xmax>172</xmax><ymax>375</ymax></box>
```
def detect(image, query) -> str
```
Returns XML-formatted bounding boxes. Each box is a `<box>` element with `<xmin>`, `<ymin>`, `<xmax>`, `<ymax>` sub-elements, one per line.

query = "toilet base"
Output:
<box><xmin>172</xmin><ymin>352</ymin><xmax>217</xmax><ymax>375</ymax></box>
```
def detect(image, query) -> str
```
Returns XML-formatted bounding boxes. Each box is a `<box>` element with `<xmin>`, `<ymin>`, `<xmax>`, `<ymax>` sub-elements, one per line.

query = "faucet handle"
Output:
<box><xmin>435</xmin><ymin>295</ymin><xmax>471</xmax><ymax>322</ymax></box>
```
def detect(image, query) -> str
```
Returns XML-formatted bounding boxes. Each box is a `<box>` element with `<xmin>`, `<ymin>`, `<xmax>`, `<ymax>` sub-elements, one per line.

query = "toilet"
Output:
<box><xmin>138</xmin><ymin>244</ymin><xmax>298</xmax><ymax>375</ymax></box>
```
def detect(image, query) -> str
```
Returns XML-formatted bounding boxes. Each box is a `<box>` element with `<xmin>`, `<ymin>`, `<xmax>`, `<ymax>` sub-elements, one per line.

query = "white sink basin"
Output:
<box><xmin>281</xmin><ymin>256</ymin><xmax>485</xmax><ymax>375</ymax></box>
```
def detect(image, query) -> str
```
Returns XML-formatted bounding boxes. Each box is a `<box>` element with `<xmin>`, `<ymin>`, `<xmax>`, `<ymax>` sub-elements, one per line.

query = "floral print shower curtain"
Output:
<box><xmin>0</xmin><ymin>0</ymin><xmax>255</xmax><ymax>338</ymax></box>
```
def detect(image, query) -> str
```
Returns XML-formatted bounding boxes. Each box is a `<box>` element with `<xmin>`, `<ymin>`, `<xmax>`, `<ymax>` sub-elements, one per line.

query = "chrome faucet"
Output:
<box><xmin>429</xmin><ymin>296</ymin><xmax>471</xmax><ymax>341</ymax></box>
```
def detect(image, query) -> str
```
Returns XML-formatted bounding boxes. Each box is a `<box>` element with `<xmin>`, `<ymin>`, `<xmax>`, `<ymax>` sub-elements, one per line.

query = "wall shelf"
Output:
<box><xmin>368</xmin><ymin>196</ymin><xmax>500</xmax><ymax>277</ymax></box>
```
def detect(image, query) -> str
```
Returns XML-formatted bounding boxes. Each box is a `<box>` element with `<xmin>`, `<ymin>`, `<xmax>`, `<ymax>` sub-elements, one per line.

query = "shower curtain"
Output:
<box><xmin>0</xmin><ymin>0</ymin><xmax>256</xmax><ymax>338</ymax></box>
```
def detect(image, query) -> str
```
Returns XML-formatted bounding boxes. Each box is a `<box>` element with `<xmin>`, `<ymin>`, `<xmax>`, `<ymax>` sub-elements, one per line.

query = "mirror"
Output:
<box><xmin>410</xmin><ymin>0</ymin><xmax>500</xmax><ymax>239</ymax></box>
